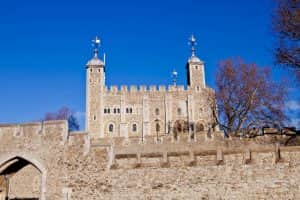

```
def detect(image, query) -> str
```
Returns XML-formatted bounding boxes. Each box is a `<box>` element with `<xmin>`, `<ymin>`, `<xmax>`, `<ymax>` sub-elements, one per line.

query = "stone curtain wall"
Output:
<box><xmin>66</xmin><ymin>148</ymin><xmax>300</xmax><ymax>200</ymax></box>
<box><xmin>9</xmin><ymin>164</ymin><xmax>41</xmax><ymax>199</ymax></box>
<box><xmin>0</xmin><ymin>121</ymin><xmax>300</xmax><ymax>199</ymax></box>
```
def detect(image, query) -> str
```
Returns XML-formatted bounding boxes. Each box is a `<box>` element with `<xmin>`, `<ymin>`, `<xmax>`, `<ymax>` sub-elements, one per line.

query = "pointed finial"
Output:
<box><xmin>92</xmin><ymin>36</ymin><xmax>101</xmax><ymax>57</ymax></box>
<box><xmin>189</xmin><ymin>34</ymin><xmax>197</xmax><ymax>57</ymax></box>
<box><xmin>172</xmin><ymin>69</ymin><xmax>178</xmax><ymax>86</ymax></box>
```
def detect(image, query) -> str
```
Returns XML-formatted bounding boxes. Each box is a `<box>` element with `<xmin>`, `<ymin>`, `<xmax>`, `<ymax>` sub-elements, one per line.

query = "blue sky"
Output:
<box><xmin>0</xmin><ymin>0</ymin><xmax>298</xmax><ymax>129</ymax></box>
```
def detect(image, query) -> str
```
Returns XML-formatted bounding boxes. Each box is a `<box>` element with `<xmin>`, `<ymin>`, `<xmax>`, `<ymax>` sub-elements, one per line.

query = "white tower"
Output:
<box><xmin>85</xmin><ymin>36</ymin><xmax>105</xmax><ymax>138</ymax></box>
<box><xmin>186</xmin><ymin>35</ymin><xmax>206</xmax><ymax>90</ymax></box>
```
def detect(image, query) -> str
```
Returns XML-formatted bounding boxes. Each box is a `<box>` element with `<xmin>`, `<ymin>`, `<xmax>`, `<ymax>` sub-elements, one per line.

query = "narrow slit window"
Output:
<box><xmin>177</xmin><ymin>108</ymin><xmax>182</xmax><ymax>115</ymax></box>
<box><xmin>155</xmin><ymin>108</ymin><xmax>159</xmax><ymax>115</ymax></box>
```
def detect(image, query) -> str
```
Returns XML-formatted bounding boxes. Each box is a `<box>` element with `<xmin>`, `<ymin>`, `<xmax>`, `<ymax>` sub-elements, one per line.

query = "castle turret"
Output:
<box><xmin>186</xmin><ymin>35</ymin><xmax>206</xmax><ymax>90</ymax></box>
<box><xmin>86</xmin><ymin>36</ymin><xmax>105</xmax><ymax>138</ymax></box>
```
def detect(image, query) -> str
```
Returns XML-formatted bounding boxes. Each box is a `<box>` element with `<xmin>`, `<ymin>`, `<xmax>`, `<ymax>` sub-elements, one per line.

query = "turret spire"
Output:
<box><xmin>189</xmin><ymin>34</ymin><xmax>197</xmax><ymax>57</ymax></box>
<box><xmin>86</xmin><ymin>36</ymin><xmax>105</xmax><ymax>67</ymax></box>
<box><xmin>92</xmin><ymin>36</ymin><xmax>101</xmax><ymax>58</ymax></box>
<box><xmin>172</xmin><ymin>69</ymin><xmax>178</xmax><ymax>86</ymax></box>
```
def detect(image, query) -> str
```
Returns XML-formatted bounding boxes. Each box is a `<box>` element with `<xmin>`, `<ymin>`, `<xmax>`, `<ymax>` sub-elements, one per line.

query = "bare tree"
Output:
<box><xmin>273</xmin><ymin>0</ymin><xmax>300</xmax><ymax>79</ymax></box>
<box><xmin>214</xmin><ymin>58</ymin><xmax>287</xmax><ymax>136</ymax></box>
<box><xmin>43</xmin><ymin>106</ymin><xmax>80</xmax><ymax>131</ymax></box>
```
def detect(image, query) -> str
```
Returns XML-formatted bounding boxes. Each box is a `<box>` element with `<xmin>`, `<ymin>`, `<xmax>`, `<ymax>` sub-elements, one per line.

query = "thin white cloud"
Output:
<box><xmin>285</xmin><ymin>100</ymin><xmax>300</xmax><ymax>111</ymax></box>
<box><xmin>74</xmin><ymin>111</ymin><xmax>85</xmax><ymax>120</ymax></box>
<box><xmin>287</xmin><ymin>118</ymin><xmax>300</xmax><ymax>128</ymax></box>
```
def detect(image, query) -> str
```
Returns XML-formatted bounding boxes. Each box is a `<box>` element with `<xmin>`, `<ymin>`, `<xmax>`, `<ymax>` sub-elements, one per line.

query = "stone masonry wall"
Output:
<box><xmin>0</xmin><ymin>121</ymin><xmax>300</xmax><ymax>200</ymax></box>
<box><xmin>66</xmin><ymin>145</ymin><xmax>300</xmax><ymax>200</ymax></box>
<box><xmin>9</xmin><ymin>164</ymin><xmax>41</xmax><ymax>199</ymax></box>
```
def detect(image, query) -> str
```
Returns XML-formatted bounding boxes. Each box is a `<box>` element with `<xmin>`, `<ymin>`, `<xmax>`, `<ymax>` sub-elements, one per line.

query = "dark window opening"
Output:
<box><xmin>177</xmin><ymin>108</ymin><xmax>182</xmax><ymax>115</ymax></box>
<box><xmin>155</xmin><ymin>108</ymin><xmax>160</xmax><ymax>115</ymax></box>
<box><xmin>156</xmin><ymin>123</ymin><xmax>160</xmax><ymax>132</ymax></box>
<box><xmin>132</xmin><ymin>124</ymin><xmax>137</xmax><ymax>132</ymax></box>
<box><xmin>109</xmin><ymin>124</ymin><xmax>114</xmax><ymax>132</ymax></box>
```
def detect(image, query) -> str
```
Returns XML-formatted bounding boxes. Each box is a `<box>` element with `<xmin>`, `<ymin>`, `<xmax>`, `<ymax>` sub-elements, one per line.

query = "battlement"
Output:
<box><xmin>0</xmin><ymin>120</ymin><xmax>69</xmax><ymax>142</ymax></box>
<box><xmin>105</xmin><ymin>137</ymin><xmax>300</xmax><ymax>169</ymax></box>
<box><xmin>105</xmin><ymin>84</ymin><xmax>189</xmax><ymax>94</ymax></box>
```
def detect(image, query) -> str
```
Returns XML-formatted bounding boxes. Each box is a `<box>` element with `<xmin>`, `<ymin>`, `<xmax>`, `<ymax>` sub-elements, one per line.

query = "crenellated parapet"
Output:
<box><xmin>107</xmin><ymin>143</ymin><xmax>300</xmax><ymax>169</ymax></box>
<box><xmin>104</xmin><ymin>84</ymin><xmax>192</xmax><ymax>95</ymax></box>
<box><xmin>103</xmin><ymin>134</ymin><xmax>300</xmax><ymax>170</ymax></box>
<box><xmin>0</xmin><ymin>121</ymin><xmax>93</xmax><ymax>148</ymax></box>
<box><xmin>0</xmin><ymin>121</ymin><xmax>68</xmax><ymax>142</ymax></box>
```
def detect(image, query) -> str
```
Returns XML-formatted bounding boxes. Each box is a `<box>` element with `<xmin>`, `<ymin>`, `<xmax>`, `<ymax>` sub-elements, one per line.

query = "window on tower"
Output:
<box><xmin>132</xmin><ymin>124</ymin><xmax>137</xmax><ymax>132</ymax></box>
<box><xmin>155</xmin><ymin>108</ymin><xmax>160</xmax><ymax>115</ymax></box>
<box><xmin>109</xmin><ymin>124</ymin><xmax>114</xmax><ymax>133</ymax></box>
<box><xmin>156</xmin><ymin>123</ymin><xmax>160</xmax><ymax>132</ymax></box>
<box><xmin>177</xmin><ymin>108</ymin><xmax>182</xmax><ymax>115</ymax></box>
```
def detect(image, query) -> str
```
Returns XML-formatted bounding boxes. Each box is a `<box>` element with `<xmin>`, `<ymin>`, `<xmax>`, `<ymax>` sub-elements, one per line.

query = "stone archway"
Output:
<box><xmin>0</xmin><ymin>153</ymin><xmax>46</xmax><ymax>200</ymax></box>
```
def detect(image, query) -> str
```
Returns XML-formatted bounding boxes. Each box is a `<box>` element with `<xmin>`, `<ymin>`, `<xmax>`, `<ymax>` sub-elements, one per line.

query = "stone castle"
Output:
<box><xmin>86</xmin><ymin>35</ymin><xmax>216</xmax><ymax>140</ymax></box>
<box><xmin>0</xmin><ymin>36</ymin><xmax>299</xmax><ymax>200</ymax></box>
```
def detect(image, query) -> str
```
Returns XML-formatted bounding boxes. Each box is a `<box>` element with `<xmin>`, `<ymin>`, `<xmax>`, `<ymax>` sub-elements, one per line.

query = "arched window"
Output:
<box><xmin>109</xmin><ymin>124</ymin><xmax>114</xmax><ymax>133</ymax></box>
<box><xmin>126</xmin><ymin>108</ymin><xmax>129</xmax><ymax>113</ymax></box>
<box><xmin>177</xmin><ymin>108</ymin><xmax>182</xmax><ymax>115</ymax></box>
<box><xmin>107</xmin><ymin>109</ymin><xmax>110</xmax><ymax>114</ymax></box>
<box><xmin>129</xmin><ymin>108</ymin><xmax>133</xmax><ymax>113</ymax></box>
<box><xmin>156</xmin><ymin>123</ymin><xmax>160</xmax><ymax>132</ymax></box>
<box><xmin>104</xmin><ymin>109</ymin><xmax>107</xmax><ymax>114</ymax></box>
<box><xmin>113</xmin><ymin>108</ymin><xmax>117</xmax><ymax>113</ymax></box>
<box><xmin>132</xmin><ymin>124</ymin><xmax>137</xmax><ymax>132</ymax></box>
<box><xmin>155</xmin><ymin>108</ymin><xmax>160</xmax><ymax>115</ymax></box>
<box><xmin>117</xmin><ymin>108</ymin><xmax>120</xmax><ymax>113</ymax></box>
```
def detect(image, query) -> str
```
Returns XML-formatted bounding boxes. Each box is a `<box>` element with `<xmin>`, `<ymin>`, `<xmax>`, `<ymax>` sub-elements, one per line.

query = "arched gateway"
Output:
<box><xmin>0</xmin><ymin>153</ymin><xmax>46</xmax><ymax>200</ymax></box>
